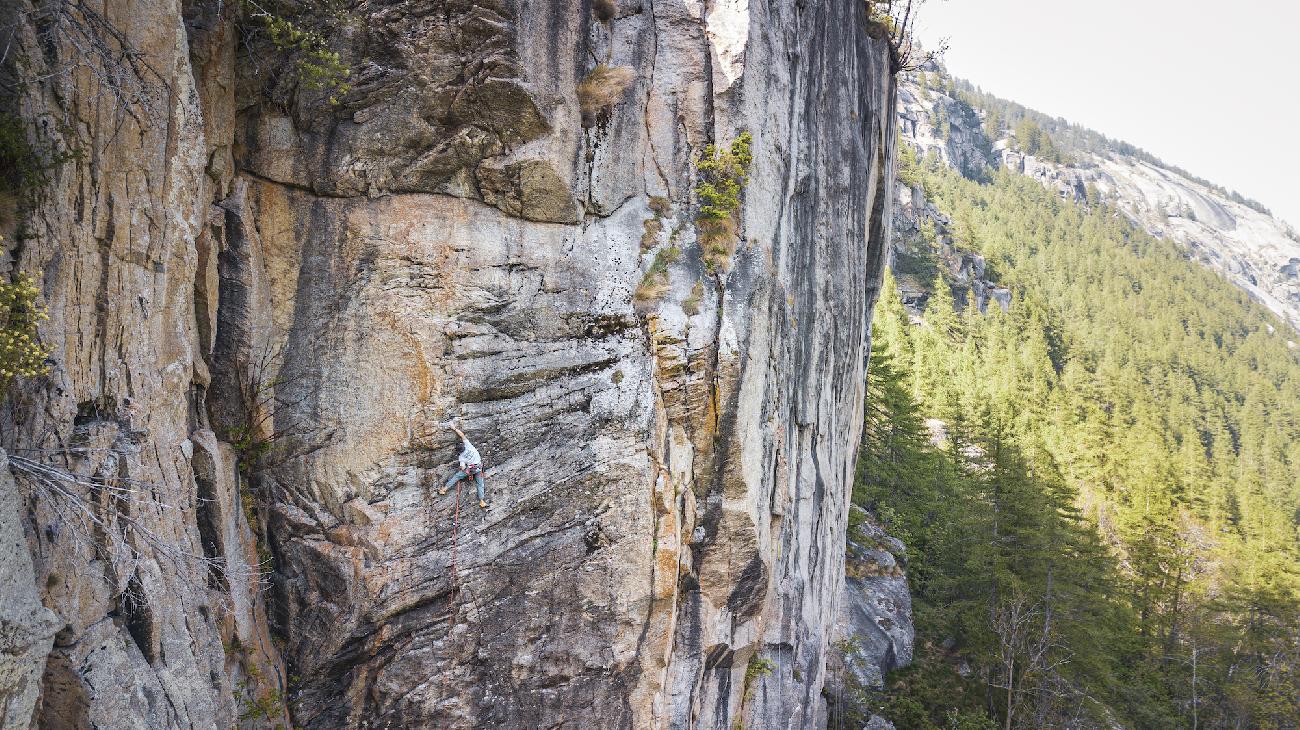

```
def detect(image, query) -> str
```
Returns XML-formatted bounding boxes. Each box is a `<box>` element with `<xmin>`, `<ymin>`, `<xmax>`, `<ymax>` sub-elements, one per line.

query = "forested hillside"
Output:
<box><xmin>947</xmin><ymin>77</ymin><xmax>1276</xmax><ymax>216</ymax></box>
<box><xmin>854</xmin><ymin>155</ymin><xmax>1300</xmax><ymax>728</ymax></box>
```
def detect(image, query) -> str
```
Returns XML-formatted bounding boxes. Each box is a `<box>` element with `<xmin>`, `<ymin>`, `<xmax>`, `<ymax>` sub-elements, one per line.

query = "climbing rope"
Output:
<box><xmin>374</xmin><ymin>473</ymin><xmax>465</xmax><ymax>727</ymax></box>
<box><xmin>449</xmin><ymin>478</ymin><xmax>462</xmax><ymax>592</ymax></box>
<box><xmin>438</xmin><ymin>478</ymin><xmax>463</xmax><ymax>722</ymax></box>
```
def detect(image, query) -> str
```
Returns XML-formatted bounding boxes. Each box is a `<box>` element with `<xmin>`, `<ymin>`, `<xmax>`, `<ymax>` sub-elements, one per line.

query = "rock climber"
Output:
<box><xmin>439</xmin><ymin>418</ymin><xmax>488</xmax><ymax>509</ymax></box>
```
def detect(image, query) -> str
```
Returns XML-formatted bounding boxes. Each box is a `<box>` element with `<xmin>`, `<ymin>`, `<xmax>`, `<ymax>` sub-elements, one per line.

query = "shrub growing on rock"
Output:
<box><xmin>0</xmin><ymin>112</ymin><xmax>79</xmax><ymax>234</ymax></box>
<box><xmin>240</xmin><ymin>0</ymin><xmax>353</xmax><ymax>104</ymax></box>
<box><xmin>741</xmin><ymin>654</ymin><xmax>776</xmax><ymax>703</ymax></box>
<box><xmin>634</xmin><ymin>246</ymin><xmax>680</xmax><ymax>306</ymax></box>
<box><xmin>0</xmin><ymin>256</ymin><xmax>50</xmax><ymax>398</ymax></box>
<box><xmin>0</xmin><ymin>114</ymin><xmax>43</xmax><ymax>201</ymax></box>
<box><xmin>695</xmin><ymin>131</ymin><xmax>752</xmax><ymax>272</ymax></box>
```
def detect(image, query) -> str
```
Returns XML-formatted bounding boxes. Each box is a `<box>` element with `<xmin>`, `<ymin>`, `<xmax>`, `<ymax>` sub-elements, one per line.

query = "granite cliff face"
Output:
<box><xmin>0</xmin><ymin>1</ymin><xmax>897</xmax><ymax>727</ymax></box>
<box><xmin>1081</xmin><ymin>157</ymin><xmax>1300</xmax><ymax>335</ymax></box>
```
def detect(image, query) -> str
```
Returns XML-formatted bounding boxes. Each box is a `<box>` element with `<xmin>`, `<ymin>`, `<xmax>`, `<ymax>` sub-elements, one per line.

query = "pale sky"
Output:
<box><xmin>916</xmin><ymin>0</ymin><xmax>1300</xmax><ymax>227</ymax></box>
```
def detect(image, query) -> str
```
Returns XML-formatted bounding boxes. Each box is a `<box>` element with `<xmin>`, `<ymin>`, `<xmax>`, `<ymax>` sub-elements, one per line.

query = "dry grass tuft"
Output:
<box><xmin>634</xmin><ymin>246</ymin><xmax>681</xmax><ymax>307</ymax></box>
<box><xmin>648</xmin><ymin>195</ymin><xmax>671</xmax><ymax>217</ymax></box>
<box><xmin>578</xmin><ymin>65</ymin><xmax>635</xmax><ymax>127</ymax></box>
<box><xmin>641</xmin><ymin>217</ymin><xmax>663</xmax><ymax>251</ymax></box>
<box><xmin>592</xmin><ymin>0</ymin><xmax>617</xmax><ymax>22</ymax></box>
<box><xmin>634</xmin><ymin>275</ymin><xmax>670</xmax><ymax>305</ymax></box>
<box><xmin>698</xmin><ymin>217</ymin><xmax>738</xmax><ymax>272</ymax></box>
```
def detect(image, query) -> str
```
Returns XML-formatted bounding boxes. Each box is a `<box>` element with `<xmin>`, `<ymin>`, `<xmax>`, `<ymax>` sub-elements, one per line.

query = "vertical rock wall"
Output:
<box><xmin>1</xmin><ymin>0</ymin><xmax>288</xmax><ymax>726</ymax></box>
<box><xmin>0</xmin><ymin>451</ymin><xmax>60</xmax><ymax>728</ymax></box>
<box><xmin>1</xmin><ymin>0</ymin><xmax>895</xmax><ymax>727</ymax></box>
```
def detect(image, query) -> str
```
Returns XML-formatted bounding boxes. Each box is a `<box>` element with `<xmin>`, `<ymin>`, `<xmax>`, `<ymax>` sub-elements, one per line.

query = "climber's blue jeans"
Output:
<box><xmin>444</xmin><ymin>470</ymin><xmax>486</xmax><ymax>501</ymax></box>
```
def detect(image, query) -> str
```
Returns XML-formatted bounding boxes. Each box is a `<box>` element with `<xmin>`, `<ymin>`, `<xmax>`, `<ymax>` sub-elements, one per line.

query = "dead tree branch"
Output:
<box><xmin>9</xmin><ymin>453</ymin><xmax>267</xmax><ymax>588</ymax></box>
<box><xmin>868</xmin><ymin>0</ymin><xmax>950</xmax><ymax>73</ymax></box>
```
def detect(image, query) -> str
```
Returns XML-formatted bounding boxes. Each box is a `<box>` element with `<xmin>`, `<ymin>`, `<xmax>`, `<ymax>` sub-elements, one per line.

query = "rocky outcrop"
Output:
<box><xmin>892</xmin><ymin>181</ymin><xmax>1008</xmax><ymax>316</ymax></box>
<box><xmin>2</xmin><ymin>0</ymin><xmax>897</xmax><ymax>728</ymax></box>
<box><xmin>2</xmin><ymin>0</ymin><xmax>301</xmax><ymax>726</ymax></box>
<box><xmin>827</xmin><ymin>509</ymin><xmax>912</xmax><ymax>703</ymax></box>
<box><xmin>896</xmin><ymin>78</ymin><xmax>991</xmax><ymax>181</ymax></box>
<box><xmin>1009</xmin><ymin>147</ymin><xmax>1300</xmax><ymax>333</ymax></box>
<box><xmin>1087</xmin><ymin>157</ymin><xmax>1300</xmax><ymax>332</ymax></box>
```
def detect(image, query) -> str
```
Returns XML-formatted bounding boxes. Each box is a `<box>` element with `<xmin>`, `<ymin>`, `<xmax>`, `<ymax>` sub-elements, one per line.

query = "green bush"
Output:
<box><xmin>696</xmin><ymin>131</ymin><xmax>752</xmax><ymax>220</ymax></box>
<box><xmin>886</xmin><ymin>697</ymin><xmax>940</xmax><ymax>730</ymax></box>
<box><xmin>0</xmin><ymin>114</ymin><xmax>44</xmax><ymax>197</ymax></box>
<box><xmin>897</xmin><ymin>136</ymin><xmax>922</xmax><ymax>188</ymax></box>
<box><xmin>694</xmin><ymin>131</ymin><xmax>752</xmax><ymax>273</ymax></box>
<box><xmin>738</xmin><ymin>653</ymin><xmax>776</xmax><ymax>712</ymax></box>
<box><xmin>745</xmin><ymin>655</ymin><xmax>775</xmax><ymax>683</ymax></box>
<box><xmin>0</xmin><ymin>112</ymin><xmax>78</xmax><ymax>229</ymax></box>
<box><xmin>241</xmin><ymin>0</ymin><xmax>352</xmax><ymax>103</ymax></box>
<box><xmin>944</xmin><ymin>710</ymin><xmax>998</xmax><ymax>730</ymax></box>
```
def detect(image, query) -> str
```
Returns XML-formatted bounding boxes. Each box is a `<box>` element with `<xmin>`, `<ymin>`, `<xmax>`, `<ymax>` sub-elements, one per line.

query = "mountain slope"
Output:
<box><xmin>900</xmin><ymin>70</ymin><xmax>1300</xmax><ymax>335</ymax></box>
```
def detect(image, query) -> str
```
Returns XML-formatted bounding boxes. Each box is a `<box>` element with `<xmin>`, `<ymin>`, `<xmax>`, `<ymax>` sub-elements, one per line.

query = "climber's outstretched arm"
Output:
<box><xmin>447</xmin><ymin>419</ymin><xmax>467</xmax><ymax>441</ymax></box>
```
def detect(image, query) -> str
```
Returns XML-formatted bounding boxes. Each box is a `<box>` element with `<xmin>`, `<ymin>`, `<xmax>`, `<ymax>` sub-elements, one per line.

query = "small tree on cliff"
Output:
<box><xmin>867</xmin><ymin>0</ymin><xmax>949</xmax><ymax>72</ymax></box>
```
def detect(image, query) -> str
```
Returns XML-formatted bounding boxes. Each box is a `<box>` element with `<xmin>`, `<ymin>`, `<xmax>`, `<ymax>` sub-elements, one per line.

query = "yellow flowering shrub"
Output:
<box><xmin>0</xmin><ymin>243</ymin><xmax>50</xmax><ymax>395</ymax></box>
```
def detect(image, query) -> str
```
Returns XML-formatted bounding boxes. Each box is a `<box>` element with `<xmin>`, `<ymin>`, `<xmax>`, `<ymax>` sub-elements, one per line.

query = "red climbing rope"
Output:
<box><xmin>449</xmin><ymin>479</ymin><xmax>461</xmax><ymax>592</ymax></box>
<box><xmin>438</xmin><ymin>479</ymin><xmax>463</xmax><ymax>721</ymax></box>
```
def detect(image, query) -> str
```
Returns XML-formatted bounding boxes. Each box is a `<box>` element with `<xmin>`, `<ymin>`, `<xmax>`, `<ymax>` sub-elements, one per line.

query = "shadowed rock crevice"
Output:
<box><xmin>36</xmin><ymin>651</ymin><xmax>92</xmax><ymax>729</ymax></box>
<box><xmin>119</xmin><ymin>574</ymin><xmax>157</xmax><ymax>664</ymax></box>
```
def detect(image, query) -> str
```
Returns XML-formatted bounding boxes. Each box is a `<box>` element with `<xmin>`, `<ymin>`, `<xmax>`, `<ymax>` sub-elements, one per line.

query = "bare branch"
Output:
<box><xmin>10</xmin><ymin>453</ymin><xmax>267</xmax><ymax>589</ymax></box>
<box><xmin>2</xmin><ymin>0</ymin><xmax>171</xmax><ymax>145</ymax></box>
<box><xmin>867</xmin><ymin>0</ymin><xmax>949</xmax><ymax>73</ymax></box>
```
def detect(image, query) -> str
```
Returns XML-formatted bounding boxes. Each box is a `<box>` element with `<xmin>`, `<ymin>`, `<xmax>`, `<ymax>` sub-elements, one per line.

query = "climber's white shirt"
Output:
<box><xmin>458</xmin><ymin>439</ymin><xmax>481</xmax><ymax>470</ymax></box>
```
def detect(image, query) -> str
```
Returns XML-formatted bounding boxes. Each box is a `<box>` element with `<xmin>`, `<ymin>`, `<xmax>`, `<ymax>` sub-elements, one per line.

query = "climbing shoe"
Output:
<box><xmin>479</xmin><ymin>500</ymin><xmax>488</xmax><ymax>510</ymax></box>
